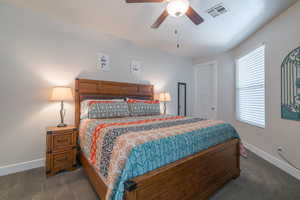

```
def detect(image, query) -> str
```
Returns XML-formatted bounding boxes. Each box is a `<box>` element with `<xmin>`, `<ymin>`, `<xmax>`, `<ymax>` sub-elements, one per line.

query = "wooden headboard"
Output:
<box><xmin>75</xmin><ymin>79</ymin><xmax>154</xmax><ymax>127</ymax></box>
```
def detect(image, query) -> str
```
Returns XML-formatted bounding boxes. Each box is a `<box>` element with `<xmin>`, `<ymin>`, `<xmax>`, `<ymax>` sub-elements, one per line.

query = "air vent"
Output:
<box><xmin>206</xmin><ymin>3</ymin><xmax>228</xmax><ymax>18</ymax></box>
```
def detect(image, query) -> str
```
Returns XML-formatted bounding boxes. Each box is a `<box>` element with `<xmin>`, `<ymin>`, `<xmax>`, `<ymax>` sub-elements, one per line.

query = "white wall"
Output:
<box><xmin>0</xmin><ymin>3</ymin><xmax>193</xmax><ymax>169</ymax></box>
<box><xmin>194</xmin><ymin>1</ymin><xmax>300</xmax><ymax>170</ymax></box>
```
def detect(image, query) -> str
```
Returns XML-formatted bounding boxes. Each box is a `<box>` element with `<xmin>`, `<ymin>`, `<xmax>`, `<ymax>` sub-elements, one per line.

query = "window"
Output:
<box><xmin>236</xmin><ymin>45</ymin><xmax>265</xmax><ymax>128</ymax></box>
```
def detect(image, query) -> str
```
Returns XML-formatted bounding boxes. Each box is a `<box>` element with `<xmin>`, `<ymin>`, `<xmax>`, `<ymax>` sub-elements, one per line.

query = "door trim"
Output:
<box><xmin>193</xmin><ymin>61</ymin><xmax>218</xmax><ymax>119</ymax></box>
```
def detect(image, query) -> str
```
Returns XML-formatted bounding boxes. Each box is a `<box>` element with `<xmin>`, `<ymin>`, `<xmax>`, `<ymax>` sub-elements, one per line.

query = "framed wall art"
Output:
<box><xmin>131</xmin><ymin>60</ymin><xmax>142</xmax><ymax>75</ymax></box>
<box><xmin>281</xmin><ymin>47</ymin><xmax>300</xmax><ymax>121</ymax></box>
<box><xmin>97</xmin><ymin>53</ymin><xmax>110</xmax><ymax>72</ymax></box>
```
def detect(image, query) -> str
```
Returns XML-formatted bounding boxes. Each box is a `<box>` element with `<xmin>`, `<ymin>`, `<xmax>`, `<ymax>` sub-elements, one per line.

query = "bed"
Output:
<box><xmin>75</xmin><ymin>78</ymin><xmax>240</xmax><ymax>200</ymax></box>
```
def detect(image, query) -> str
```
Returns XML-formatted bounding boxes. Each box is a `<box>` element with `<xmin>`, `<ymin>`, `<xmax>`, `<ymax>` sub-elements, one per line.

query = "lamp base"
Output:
<box><xmin>163</xmin><ymin>102</ymin><xmax>167</xmax><ymax>115</ymax></box>
<box><xmin>57</xmin><ymin>123</ymin><xmax>67</xmax><ymax>128</ymax></box>
<box><xmin>57</xmin><ymin>101</ymin><xmax>67</xmax><ymax>128</ymax></box>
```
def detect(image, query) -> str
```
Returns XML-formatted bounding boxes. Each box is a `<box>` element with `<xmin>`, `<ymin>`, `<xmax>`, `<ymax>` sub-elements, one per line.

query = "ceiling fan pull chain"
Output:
<box><xmin>175</xmin><ymin>29</ymin><xmax>180</xmax><ymax>48</ymax></box>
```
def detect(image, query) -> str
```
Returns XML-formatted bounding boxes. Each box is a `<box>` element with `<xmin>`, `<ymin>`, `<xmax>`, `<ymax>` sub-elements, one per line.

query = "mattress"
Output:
<box><xmin>79</xmin><ymin>115</ymin><xmax>239</xmax><ymax>200</ymax></box>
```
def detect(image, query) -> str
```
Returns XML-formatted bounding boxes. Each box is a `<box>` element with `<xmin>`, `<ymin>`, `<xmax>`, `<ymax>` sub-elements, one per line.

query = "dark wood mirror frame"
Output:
<box><xmin>178</xmin><ymin>82</ymin><xmax>187</xmax><ymax>116</ymax></box>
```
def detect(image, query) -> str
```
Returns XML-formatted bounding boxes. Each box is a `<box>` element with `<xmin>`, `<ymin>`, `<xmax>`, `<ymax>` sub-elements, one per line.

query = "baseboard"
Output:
<box><xmin>2</xmin><ymin>143</ymin><xmax>300</xmax><ymax>180</ymax></box>
<box><xmin>0</xmin><ymin>158</ymin><xmax>45</xmax><ymax>177</ymax></box>
<box><xmin>243</xmin><ymin>142</ymin><xmax>300</xmax><ymax>180</ymax></box>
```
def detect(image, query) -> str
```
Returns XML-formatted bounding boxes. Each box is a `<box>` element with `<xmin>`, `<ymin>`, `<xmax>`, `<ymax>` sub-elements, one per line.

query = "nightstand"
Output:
<box><xmin>46</xmin><ymin>126</ymin><xmax>78</xmax><ymax>177</ymax></box>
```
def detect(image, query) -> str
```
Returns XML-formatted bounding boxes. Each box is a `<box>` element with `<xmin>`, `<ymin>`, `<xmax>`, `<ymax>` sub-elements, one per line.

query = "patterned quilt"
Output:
<box><xmin>79</xmin><ymin>115</ymin><xmax>239</xmax><ymax>200</ymax></box>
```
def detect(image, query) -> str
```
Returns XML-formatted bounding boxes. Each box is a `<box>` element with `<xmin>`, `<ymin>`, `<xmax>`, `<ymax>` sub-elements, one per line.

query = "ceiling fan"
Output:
<box><xmin>125</xmin><ymin>0</ymin><xmax>204</xmax><ymax>29</ymax></box>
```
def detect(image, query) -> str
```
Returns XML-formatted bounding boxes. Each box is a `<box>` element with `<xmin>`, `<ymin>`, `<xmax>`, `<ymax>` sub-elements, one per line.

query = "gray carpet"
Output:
<box><xmin>0</xmin><ymin>151</ymin><xmax>299</xmax><ymax>200</ymax></box>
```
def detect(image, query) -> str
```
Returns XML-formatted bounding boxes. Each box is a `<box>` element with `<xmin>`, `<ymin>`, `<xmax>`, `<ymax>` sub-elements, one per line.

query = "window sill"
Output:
<box><xmin>236</xmin><ymin>119</ymin><xmax>265</xmax><ymax>129</ymax></box>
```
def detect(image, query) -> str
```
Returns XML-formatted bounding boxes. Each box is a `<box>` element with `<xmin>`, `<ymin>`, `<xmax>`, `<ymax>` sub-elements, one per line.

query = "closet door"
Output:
<box><xmin>194</xmin><ymin>63</ymin><xmax>218</xmax><ymax>120</ymax></box>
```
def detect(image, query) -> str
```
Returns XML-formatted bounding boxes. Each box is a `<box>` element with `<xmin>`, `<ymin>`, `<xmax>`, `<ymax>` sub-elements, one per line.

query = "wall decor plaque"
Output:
<box><xmin>97</xmin><ymin>53</ymin><xmax>110</xmax><ymax>72</ymax></box>
<box><xmin>281</xmin><ymin>47</ymin><xmax>300</xmax><ymax>121</ymax></box>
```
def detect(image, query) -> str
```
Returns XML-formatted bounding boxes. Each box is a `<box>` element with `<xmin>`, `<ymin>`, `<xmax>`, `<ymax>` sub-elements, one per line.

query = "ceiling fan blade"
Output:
<box><xmin>151</xmin><ymin>9</ymin><xmax>168</xmax><ymax>29</ymax></box>
<box><xmin>126</xmin><ymin>0</ymin><xmax>164</xmax><ymax>3</ymax></box>
<box><xmin>186</xmin><ymin>6</ymin><xmax>204</xmax><ymax>25</ymax></box>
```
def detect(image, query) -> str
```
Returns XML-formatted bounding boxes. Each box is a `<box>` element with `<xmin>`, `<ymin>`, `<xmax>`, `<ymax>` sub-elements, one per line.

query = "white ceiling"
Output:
<box><xmin>2</xmin><ymin>0</ymin><xmax>298</xmax><ymax>58</ymax></box>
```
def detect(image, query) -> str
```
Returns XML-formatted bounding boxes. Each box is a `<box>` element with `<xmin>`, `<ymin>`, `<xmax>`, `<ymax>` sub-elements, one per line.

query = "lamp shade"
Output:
<box><xmin>159</xmin><ymin>92</ymin><xmax>171</xmax><ymax>102</ymax></box>
<box><xmin>50</xmin><ymin>87</ymin><xmax>73</xmax><ymax>101</ymax></box>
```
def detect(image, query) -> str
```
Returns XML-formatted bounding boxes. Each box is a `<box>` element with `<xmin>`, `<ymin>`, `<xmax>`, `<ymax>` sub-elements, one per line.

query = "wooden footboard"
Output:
<box><xmin>124</xmin><ymin>138</ymin><xmax>240</xmax><ymax>200</ymax></box>
<box><xmin>80</xmin><ymin>139</ymin><xmax>240</xmax><ymax>200</ymax></box>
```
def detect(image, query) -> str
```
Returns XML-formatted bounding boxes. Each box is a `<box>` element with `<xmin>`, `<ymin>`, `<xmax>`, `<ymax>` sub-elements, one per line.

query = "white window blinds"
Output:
<box><xmin>236</xmin><ymin>45</ymin><xmax>265</xmax><ymax>128</ymax></box>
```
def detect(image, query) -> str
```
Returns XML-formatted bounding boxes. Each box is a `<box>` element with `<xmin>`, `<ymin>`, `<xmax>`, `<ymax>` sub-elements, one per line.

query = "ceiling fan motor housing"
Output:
<box><xmin>167</xmin><ymin>0</ymin><xmax>190</xmax><ymax>17</ymax></box>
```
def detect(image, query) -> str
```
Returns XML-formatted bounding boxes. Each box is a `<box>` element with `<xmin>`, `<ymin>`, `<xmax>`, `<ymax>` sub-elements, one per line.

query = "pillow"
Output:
<box><xmin>127</xmin><ymin>98</ymin><xmax>161</xmax><ymax>116</ymax></box>
<box><xmin>80</xmin><ymin>99</ymin><xmax>129</xmax><ymax>119</ymax></box>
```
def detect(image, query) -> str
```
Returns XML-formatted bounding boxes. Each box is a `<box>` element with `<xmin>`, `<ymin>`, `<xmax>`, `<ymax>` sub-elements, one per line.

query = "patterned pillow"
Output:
<box><xmin>80</xmin><ymin>99</ymin><xmax>129</xmax><ymax>119</ymax></box>
<box><xmin>127</xmin><ymin>99</ymin><xmax>161</xmax><ymax>116</ymax></box>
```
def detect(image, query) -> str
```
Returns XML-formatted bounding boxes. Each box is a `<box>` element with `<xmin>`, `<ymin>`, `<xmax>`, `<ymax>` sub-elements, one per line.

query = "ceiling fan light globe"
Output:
<box><xmin>167</xmin><ymin>0</ymin><xmax>190</xmax><ymax>17</ymax></box>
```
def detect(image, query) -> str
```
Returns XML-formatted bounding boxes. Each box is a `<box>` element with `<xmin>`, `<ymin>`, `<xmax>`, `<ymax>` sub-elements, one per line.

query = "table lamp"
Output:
<box><xmin>159</xmin><ymin>92</ymin><xmax>171</xmax><ymax>115</ymax></box>
<box><xmin>50</xmin><ymin>87</ymin><xmax>73</xmax><ymax>127</ymax></box>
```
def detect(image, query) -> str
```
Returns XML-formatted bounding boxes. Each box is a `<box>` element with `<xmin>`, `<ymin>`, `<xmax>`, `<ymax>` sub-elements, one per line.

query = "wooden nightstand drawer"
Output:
<box><xmin>52</xmin><ymin>131</ymin><xmax>75</xmax><ymax>151</ymax></box>
<box><xmin>53</xmin><ymin>150</ymin><xmax>76</xmax><ymax>170</ymax></box>
<box><xmin>47</xmin><ymin>149</ymin><xmax>76</xmax><ymax>176</ymax></box>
